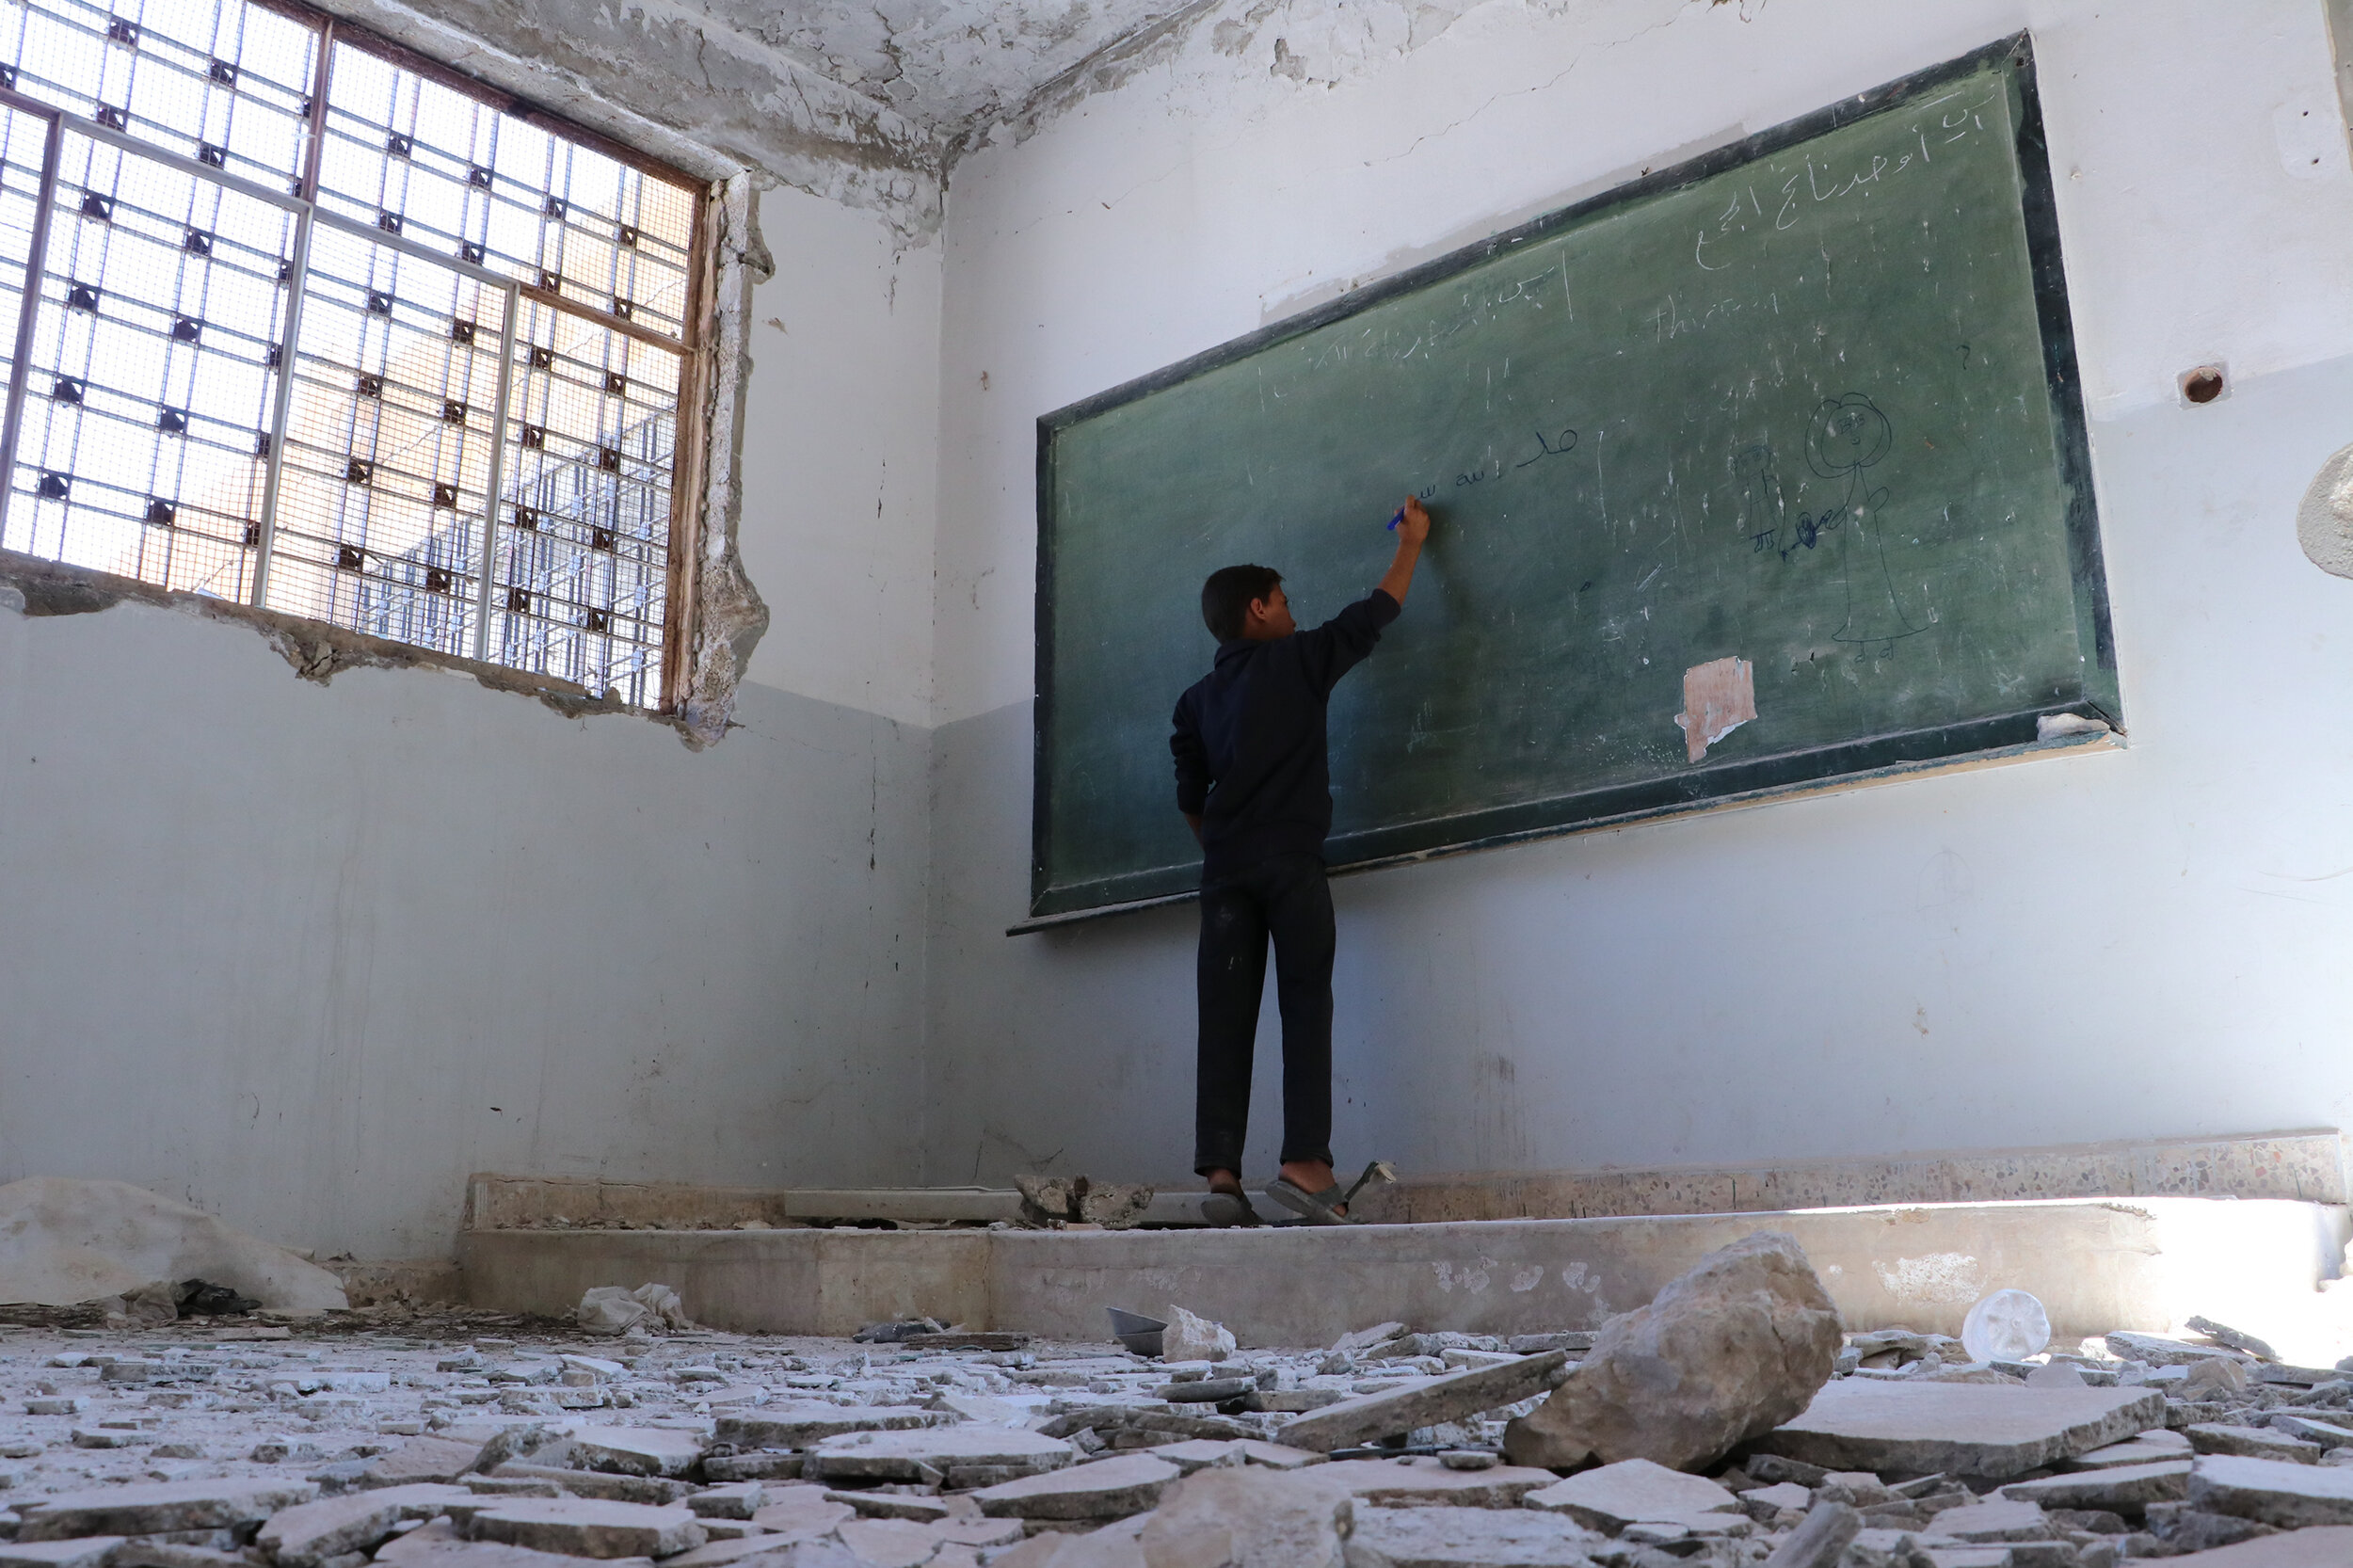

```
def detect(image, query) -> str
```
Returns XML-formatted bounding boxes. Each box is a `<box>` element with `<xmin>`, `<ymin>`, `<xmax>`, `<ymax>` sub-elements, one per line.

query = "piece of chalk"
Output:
<box><xmin>1388</xmin><ymin>508</ymin><xmax>1404</xmax><ymax>531</ymax></box>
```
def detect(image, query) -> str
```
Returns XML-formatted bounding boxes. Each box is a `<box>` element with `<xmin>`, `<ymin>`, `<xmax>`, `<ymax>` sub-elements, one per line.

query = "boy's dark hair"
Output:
<box><xmin>1201</xmin><ymin>565</ymin><xmax>1282</xmax><ymax>643</ymax></box>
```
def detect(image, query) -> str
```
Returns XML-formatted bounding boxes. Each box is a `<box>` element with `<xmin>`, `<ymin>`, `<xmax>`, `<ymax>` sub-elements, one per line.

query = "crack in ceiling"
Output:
<box><xmin>719</xmin><ymin>0</ymin><xmax>1205</xmax><ymax>144</ymax></box>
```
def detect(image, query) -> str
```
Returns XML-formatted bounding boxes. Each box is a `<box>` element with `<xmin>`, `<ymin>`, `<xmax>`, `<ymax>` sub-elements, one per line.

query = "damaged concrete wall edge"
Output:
<box><xmin>676</xmin><ymin>176</ymin><xmax>776</xmax><ymax>749</ymax></box>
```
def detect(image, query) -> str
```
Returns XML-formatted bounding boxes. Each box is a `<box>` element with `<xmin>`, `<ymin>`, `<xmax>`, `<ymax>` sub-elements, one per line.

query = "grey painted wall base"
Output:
<box><xmin>460</xmin><ymin>1196</ymin><xmax>2349</xmax><ymax>1346</ymax></box>
<box><xmin>1356</xmin><ymin>1130</ymin><xmax>2349</xmax><ymax>1223</ymax></box>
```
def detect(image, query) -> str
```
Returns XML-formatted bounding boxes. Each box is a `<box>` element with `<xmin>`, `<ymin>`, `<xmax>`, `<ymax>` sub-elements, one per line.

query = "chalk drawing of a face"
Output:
<box><xmin>1806</xmin><ymin>392</ymin><xmax>1893</xmax><ymax>478</ymax></box>
<box><xmin>1802</xmin><ymin>393</ymin><xmax>1924</xmax><ymax>650</ymax></box>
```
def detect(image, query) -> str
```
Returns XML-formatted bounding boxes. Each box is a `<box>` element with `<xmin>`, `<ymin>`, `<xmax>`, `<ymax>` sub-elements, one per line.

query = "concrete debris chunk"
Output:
<box><xmin>1313</xmin><ymin>1458</ymin><xmax>1557</xmax><ymax>1511</ymax></box>
<box><xmin>0</xmin><ymin>1539</ymin><xmax>131</xmax><ymax>1568</ymax></box>
<box><xmin>1523</xmin><ymin>1458</ymin><xmax>1741</xmax><ymax>1531</ymax></box>
<box><xmin>832</xmin><ymin>1518</ymin><xmax>938</xmax><ymax>1568</ymax></box>
<box><xmin>1342</xmin><ymin>1502</ymin><xmax>1603</xmax><ymax>1566</ymax></box>
<box><xmin>809</xmin><ymin>1425</ymin><xmax>1073</xmax><ymax>1484</ymax></box>
<box><xmin>491</xmin><ymin>1464</ymin><xmax>691</xmax><ymax>1506</ymax></box>
<box><xmin>1280</xmin><ymin>1351</ymin><xmax>1567</xmax><ymax>1453</ymax></box>
<box><xmin>1330</xmin><ymin>1323</ymin><xmax>1408</xmax><ymax>1358</ymax></box>
<box><xmin>1136</xmin><ymin>1465</ymin><xmax>1352</xmax><ymax>1567</ymax></box>
<box><xmin>2159</xmin><ymin>1526</ymin><xmax>2353</xmax><ymax>1563</ymax></box>
<box><xmin>683</xmin><ymin>1483</ymin><xmax>765</xmax><ymax>1519</ymax></box>
<box><xmin>1160</xmin><ymin>1305</ymin><xmax>1236</xmax><ymax>1364</ymax></box>
<box><xmin>2266</xmin><ymin>1416</ymin><xmax>2353</xmax><ymax>1449</ymax></box>
<box><xmin>2001</xmin><ymin>1459</ymin><xmax>2192</xmax><ymax>1514</ymax></box>
<box><xmin>2186</xmin><ymin>1453</ymin><xmax>2353</xmax><ymax>1528</ymax></box>
<box><xmin>2105</xmin><ymin>1333</ymin><xmax>2249</xmax><ymax>1368</ymax></box>
<box><xmin>1757</xmin><ymin>1500</ymin><xmax>1861</xmax><ymax>1568</ymax></box>
<box><xmin>258</xmin><ymin>1483</ymin><xmax>477</xmax><ymax>1568</ymax></box>
<box><xmin>971</xmin><ymin>1453</ymin><xmax>1180</xmax><ymax>1521</ymax></box>
<box><xmin>18</xmin><ymin>1479</ymin><xmax>321</xmax><ymax>1540</ymax></box>
<box><xmin>714</xmin><ymin>1406</ymin><xmax>949</xmax><ymax>1449</ymax></box>
<box><xmin>0</xmin><ymin>1177</ymin><xmax>347</xmax><ymax>1310</ymax></box>
<box><xmin>465</xmin><ymin>1497</ymin><xmax>706</xmax><ymax>1560</ymax></box>
<box><xmin>2067</xmin><ymin>1430</ymin><xmax>2192</xmax><ymax>1470</ymax></box>
<box><xmin>1929</xmin><ymin>1498</ymin><xmax>2053</xmax><ymax>1543</ymax></box>
<box><xmin>1504</xmin><ymin>1232</ymin><xmax>1842</xmax><ymax>1473</ymax></box>
<box><xmin>2186</xmin><ymin>1318</ymin><xmax>2280</xmax><ymax>1362</ymax></box>
<box><xmin>2190</xmin><ymin>1425</ymin><xmax>2322</xmax><ymax>1464</ymax></box>
<box><xmin>570</xmin><ymin>1427</ymin><xmax>709</xmax><ymax>1479</ymax></box>
<box><xmin>378</xmin><ymin>1521</ymin><xmax>656</xmax><ymax>1568</ymax></box>
<box><xmin>360</xmin><ymin>1436</ymin><xmax>488</xmax><ymax>1488</ymax></box>
<box><xmin>1751</xmin><ymin>1379</ymin><xmax>2168</xmax><ymax>1479</ymax></box>
<box><xmin>575</xmin><ymin>1286</ymin><xmax>689</xmax><ymax>1338</ymax></box>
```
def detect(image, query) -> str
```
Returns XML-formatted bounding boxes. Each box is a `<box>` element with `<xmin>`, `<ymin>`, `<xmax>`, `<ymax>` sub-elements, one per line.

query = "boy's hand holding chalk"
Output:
<box><xmin>1377</xmin><ymin>497</ymin><xmax>1431</xmax><ymax>607</ymax></box>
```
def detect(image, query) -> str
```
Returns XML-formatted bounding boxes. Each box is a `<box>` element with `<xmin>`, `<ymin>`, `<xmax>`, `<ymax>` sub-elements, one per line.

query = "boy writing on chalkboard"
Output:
<box><xmin>1169</xmin><ymin>496</ymin><xmax>1432</xmax><ymax>1225</ymax></box>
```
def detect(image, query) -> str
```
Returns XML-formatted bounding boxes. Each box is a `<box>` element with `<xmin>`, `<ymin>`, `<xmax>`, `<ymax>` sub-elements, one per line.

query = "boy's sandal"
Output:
<box><xmin>1264</xmin><ymin>1160</ymin><xmax>1398</xmax><ymax>1226</ymax></box>
<box><xmin>1263</xmin><ymin>1176</ymin><xmax>1356</xmax><ymax>1225</ymax></box>
<box><xmin>1202</xmin><ymin>1185</ymin><xmax>1260</xmax><ymax>1228</ymax></box>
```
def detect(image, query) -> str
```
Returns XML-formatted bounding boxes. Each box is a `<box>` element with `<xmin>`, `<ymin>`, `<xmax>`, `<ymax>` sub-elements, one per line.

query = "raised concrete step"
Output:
<box><xmin>459</xmin><ymin>1196</ymin><xmax>2349</xmax><ymax>1346</ymax></box>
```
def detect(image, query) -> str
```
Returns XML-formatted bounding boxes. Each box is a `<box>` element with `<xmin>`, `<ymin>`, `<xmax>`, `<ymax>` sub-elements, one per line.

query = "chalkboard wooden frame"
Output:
<box><xmin>1025</xmin><ymin>32</ymin><xmax>2114</xmax><ymax>930</ymax></box>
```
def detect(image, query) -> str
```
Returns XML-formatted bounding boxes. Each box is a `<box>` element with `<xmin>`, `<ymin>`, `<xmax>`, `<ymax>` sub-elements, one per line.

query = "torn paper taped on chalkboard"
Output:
<box><xmin>1676</xmin><ymin>657</ymin><xmax>1756</xmax><ymax>764</ymax></box>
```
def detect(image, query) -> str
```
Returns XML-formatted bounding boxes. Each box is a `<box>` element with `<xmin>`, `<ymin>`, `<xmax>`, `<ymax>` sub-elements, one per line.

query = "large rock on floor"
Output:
<box><xmin>0</xmin><ymin>1176</ymin><xmax>346</xmax><ymax>1310</ymax></box>
<box><xmin>1750</xmin><ymin>1379</ymin><xmax>2168</xmax><ymax>1480</ymax></box>
<box><xmin>1136</xmin><ymin>1466</ymin><xmax>1353</xmax><ymax>1568</ymax></box>
<box><xmin>1503</xmin><ymin>1231</ymin><xmax>1841</xmax><ymax>1472</ymax></box>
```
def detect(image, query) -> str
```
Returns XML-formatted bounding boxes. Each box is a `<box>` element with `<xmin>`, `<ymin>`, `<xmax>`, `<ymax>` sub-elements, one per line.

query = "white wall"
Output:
<box><xmin>0</xmin><ymin>189</ymin><xmax>944</xmax><ymax>1261</ymax></box>
<box><xmin>923</xmin><ymin>0</ymin><xmax>2353</xmax><ymax>1186</ymax></box>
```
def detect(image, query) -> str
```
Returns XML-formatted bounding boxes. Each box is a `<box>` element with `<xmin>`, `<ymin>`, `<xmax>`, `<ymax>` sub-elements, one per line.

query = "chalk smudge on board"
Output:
<box><xmin>1674</xmin><ymin>655</ymin><xmax>1757</xmax><ymax>763</ymax></box>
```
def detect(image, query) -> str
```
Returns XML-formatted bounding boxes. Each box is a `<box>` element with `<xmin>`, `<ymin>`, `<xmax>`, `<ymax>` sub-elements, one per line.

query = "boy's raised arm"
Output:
<box><xmin>1378</xmin><ymin>496</ymin><xmax>1431</xmax><ymax>606</ymax></box>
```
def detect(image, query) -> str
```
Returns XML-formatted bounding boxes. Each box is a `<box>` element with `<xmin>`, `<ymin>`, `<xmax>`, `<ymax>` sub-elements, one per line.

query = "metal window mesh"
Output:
<box><xmin>0</xmin><ymin>102</ymin><xmax>47</xmax><ymax>409</ymax></box>
<box><xmin>0</xmin><ymin>0</ymin><xmax>313</xmax><ymax>187</ymax></box>
<box><xmin>0</xmin><ymin>0</ymin><xmax>702</xmax><ymax>708</ymax></box>
<box><xmin>263</xmin><ymin>220</ymin><xmax>504</xmax><ymax>656</ymax></box>
<box><xmin>5</xmin><ymin>127</ymin><xmax>290</xmax><ymax>595</ymax></box>
<box><xmin>318</xmin><ymin>41</ymin><xmax>694</xmax><ymax>342</ymax></box>
<box><xmin>492</xmin><ymin>297</ymin><xmax>677</xmax><ymax>708</ymax></box>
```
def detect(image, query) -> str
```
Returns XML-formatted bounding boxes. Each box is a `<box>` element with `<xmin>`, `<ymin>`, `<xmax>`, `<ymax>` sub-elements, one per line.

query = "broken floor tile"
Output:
<box><xmin>2190</xmin><ymin>1426</ymin><xmax>2322</xmax><ymax>1464</ymax></box>
<box><xmin>17</xmin><ymin>1479</ymin><xmax>319</xmax><ymax>1540</ymax></box>
<box><xmin>1753</xmin><ymin>1380</ymin><xmax>2167</xmax><ymax>1480</ymax></box>
<box><xmin>570</xmin><ymin>1428</ymin><xmax>708</xmax><ymax>1480</ymax></box>
<box><xmin>808</xmin><ymin>1426</ymin><xmax>1072</xmax><ymax>1485</ymax></box>
<box><xmin>2162</xmin><ymin>1526</ymin><xmax>2353</xmax><ymax>1564</ymax></box>
<box><xmin>258</xmin><ymin>1483</ymin><xmax>477</xmax><ymax>1568</ymax></box>
<box><xmin>377</xmin><ymin>1521</ymin><xmax>655</xmax><ymax>1568</ymax></box>
<box><xmin>2001</xmin><ymin>1459</ymin><xmax>2192</xmax><ymax>1515</ymax></box>
<box><xmin>1293</xmin><ymin>1457</ymin><xmax>1550</xmax><ymax>1511</ymax></box>
<box><xmin>1755</xmin><ymin>1500</ymin><xmax>1861</xmax><ymax>1568</ymax></box>
<box><xmin>1929</xmin><ymin>1498</ymin><xmax>2054</xmax><ymax>1543</ymax></box>
<box><xmin>971</xmin><ymin>1454</ymin><xmax>1181</xmax><ymax>1521</ymax></box>
<box><xmin>0</xmin><ymin>1538</ymin><xmax>129</xmax><ymax>1568</ymax></box>
<box><xmin>465</xmin><ymin>1497</ymin><xmax>706</xmax><ymax>1559</ymax></box>
<box><xmin>1275</xmin><ymin>1352</ymin><xmax>1567</xmax><ymax>1454</ymax></box>
<box><xmin>1524</xmin><ymin>1458</ymin><xmax>1740</xmax><ymax>1531</ymax></box>
<box><xmin>1343</xmin><ymin>1503</ymin><xmax>1605</xmax><ymax>1567</ymax></box>
<box><xmin>712</xmin><ymin>1407</ymin><xmax>947</xmax><ymax>1450</ymax></box>
<box><xmin>2186</xmin><ymin>1453</ymin><xmax>2353</xmax><ymax>1528</ymax></box>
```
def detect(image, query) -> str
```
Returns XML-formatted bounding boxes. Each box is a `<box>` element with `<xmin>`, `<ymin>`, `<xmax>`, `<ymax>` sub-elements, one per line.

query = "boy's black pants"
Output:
<box><xmin>1193</xmin><ymin>850</ymin><xmax>1335</xmax><ymax>1177</ymax></box>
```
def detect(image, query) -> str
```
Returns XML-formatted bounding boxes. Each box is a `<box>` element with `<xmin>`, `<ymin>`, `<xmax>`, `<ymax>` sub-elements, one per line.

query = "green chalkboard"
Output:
<box><xmin>1032</xmin><ymin>35</ymin><xmax>2114</xmax><ymax>921</ymax></box>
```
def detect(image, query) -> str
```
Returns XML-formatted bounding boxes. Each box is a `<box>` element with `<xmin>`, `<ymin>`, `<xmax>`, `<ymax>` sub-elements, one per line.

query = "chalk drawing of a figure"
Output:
<box><xmin>1733</xmin><ymin>444</ymin><xmax>1785</xmax><ymax>540</ymax></box>
<box><xmin>1804</xmin><ymin>392</ymin><xmax>1926</xmax><ymax>649</ymax></box>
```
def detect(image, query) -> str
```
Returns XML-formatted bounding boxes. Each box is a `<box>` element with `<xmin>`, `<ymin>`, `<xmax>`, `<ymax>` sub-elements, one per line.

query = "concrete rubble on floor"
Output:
<box><xmin>6</xmin><ymin>1228</ymin><xmax>2353</xmax><ymax>1567</ymax></box>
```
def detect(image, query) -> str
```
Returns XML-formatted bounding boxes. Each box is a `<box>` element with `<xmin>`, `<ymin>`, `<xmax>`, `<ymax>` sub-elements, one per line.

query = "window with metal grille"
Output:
<box><xmin>0</xmin><ymin>0</ymin><xmax>707</xmax><ymax>710</ymax></box>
